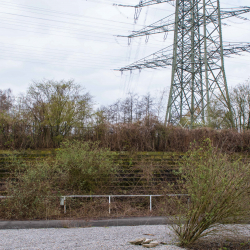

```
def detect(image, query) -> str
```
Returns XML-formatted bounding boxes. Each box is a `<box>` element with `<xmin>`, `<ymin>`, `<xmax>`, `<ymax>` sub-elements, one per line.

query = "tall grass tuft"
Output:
<box><xmin>172</xmin><ymin>139</ymin><xmax>250</xmax><ymax>247</ymax></box>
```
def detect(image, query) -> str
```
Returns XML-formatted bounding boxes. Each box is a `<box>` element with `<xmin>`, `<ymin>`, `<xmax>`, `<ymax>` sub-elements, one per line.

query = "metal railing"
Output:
<box><xmin>0</xmin><ymin>194</ymin><xmax>189</xmax><ymax>214</ymax></box>
<box><xmin>59</xmin><ymin>194</ymin><xmax>189</xmax><ymax>214</ymax></box>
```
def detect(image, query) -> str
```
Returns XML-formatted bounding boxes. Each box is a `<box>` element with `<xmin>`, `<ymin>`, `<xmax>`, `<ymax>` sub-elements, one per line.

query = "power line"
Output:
<box><xmin>0</xmin><ymin>15</ymin><xmax>173</xmax><ymax>46</ymax></box>
<box><xmin>0</xmin><ymin>46</ymin><xmax>130</xmax><ymax>65</ymax></box>
<box><xmin>0</xmin><ymin>0</ymin><xmax>174</xmax><ymax>29</ymax></box>
<box><xmin>0</xmin><ymin>18</ymin><xmax>127</xmax><ymax>39</ymax></box>
<box><xmin>81</xmin><ymin>0</ymin><xmax>174</xmax><ymax>12</ymax></box>
<box><xmin>0</xmin><ymin>26</ymin><xmax>170</xmax><ymax>52</ymax></box>
<box><xmin>0</xmin><ymin>53</ymin><xmax>119</xmax><ymax>69</ymax></box>
<box><xmin>0</xmin><ymin>0</ymin><xmax>138</xmax><ymax>27</ymax></box>
<box><xmin>0</xmin><ymin>11</ymin><xmax>133</xmax><ymax>30</ymax></box>
<box><xmin>0</xmin><ymin>42</ymin><xmax>128</xmax><ymax>60</ymax></box>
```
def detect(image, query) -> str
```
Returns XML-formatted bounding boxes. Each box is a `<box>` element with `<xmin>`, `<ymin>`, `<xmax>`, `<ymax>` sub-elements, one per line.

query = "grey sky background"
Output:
<box><xmin>0</xmin><ymin>0</ymin><xmax>249</xmax><ymax>107</ymax></box>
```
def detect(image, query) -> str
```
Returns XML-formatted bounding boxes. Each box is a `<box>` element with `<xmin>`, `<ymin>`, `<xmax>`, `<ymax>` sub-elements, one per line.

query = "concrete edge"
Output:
<box><xmin>0</xmin><ymin>217</ymin><xmax>174</xmax><ymax>230</ymax></box>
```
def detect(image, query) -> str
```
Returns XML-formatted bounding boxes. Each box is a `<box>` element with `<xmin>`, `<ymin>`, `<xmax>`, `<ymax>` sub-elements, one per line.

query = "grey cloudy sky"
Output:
<box><xmin>0</xmin><ymin>0</ymin><xmax>250</xmax><ymax>107</ymax></box>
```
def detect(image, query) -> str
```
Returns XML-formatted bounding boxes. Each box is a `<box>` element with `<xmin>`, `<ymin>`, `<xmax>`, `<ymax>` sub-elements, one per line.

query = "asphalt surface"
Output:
<box><xmin>0</xmin><ymin>216</ymin><xmax>173</xmax><ymax>230</ymax></box>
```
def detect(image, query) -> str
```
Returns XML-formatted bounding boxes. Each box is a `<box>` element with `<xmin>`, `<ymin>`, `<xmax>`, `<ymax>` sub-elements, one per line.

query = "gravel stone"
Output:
<box><xmin>0</xmin><ymin>225</ymin><xmax>185</xmax><ymax>250</ymax></box>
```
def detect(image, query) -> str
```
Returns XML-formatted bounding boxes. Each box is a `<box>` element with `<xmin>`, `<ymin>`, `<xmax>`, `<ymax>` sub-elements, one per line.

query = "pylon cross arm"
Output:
<box><xmin>116</xmin><ymin>43</ymin><xmax>250</xmax><ymax>72</ymax></box>
<box><xmin>220</xmin><ymin>7</ymin><xmax>250</xmax><ymax>19</ymax></box>
<box><xmin>119</xmin><ymin>7</ymin><xmax>250</xmax><ymax>39</ymax></box>
<box><xmin>115</xmin><ymin>46</ymin><xmax>173</xmax><ymax>72</ymax></box>
<box><xmin>116</xmin><ymin>0</ymin><xmax>175</xmax><ymax>8</ymax></box>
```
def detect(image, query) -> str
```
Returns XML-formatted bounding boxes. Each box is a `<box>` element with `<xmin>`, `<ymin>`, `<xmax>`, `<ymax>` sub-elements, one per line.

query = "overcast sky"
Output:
<box><xmin>0</xmin><ymin>0</ymin><xmax>249</xmax><ymax>107</ymax></box>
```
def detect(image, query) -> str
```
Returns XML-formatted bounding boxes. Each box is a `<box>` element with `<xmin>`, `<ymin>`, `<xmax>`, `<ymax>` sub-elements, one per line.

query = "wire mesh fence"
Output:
<box><xmin>0</xmin><ymin>151</ymin><xmax>183</xmax><ymax>196</ymax></box>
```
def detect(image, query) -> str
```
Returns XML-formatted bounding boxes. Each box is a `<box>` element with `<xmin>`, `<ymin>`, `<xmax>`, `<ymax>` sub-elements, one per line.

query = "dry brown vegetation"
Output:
<box><xmin>1</xmin><ymin>119</ymin><xmax>250</xmax><ymax>152</ymax></box>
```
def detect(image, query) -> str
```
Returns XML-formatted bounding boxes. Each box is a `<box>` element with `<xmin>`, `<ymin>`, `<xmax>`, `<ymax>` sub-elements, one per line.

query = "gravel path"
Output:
<box><xmin>0</xmin><ymin>225</ymin><xmax>184</xmax><ymax>250</ymax></box>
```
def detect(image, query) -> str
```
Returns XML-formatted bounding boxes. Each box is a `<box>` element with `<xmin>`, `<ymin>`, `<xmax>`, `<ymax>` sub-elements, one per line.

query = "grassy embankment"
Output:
<box><xmin>0</xmin><ymin>143</ymin><xmax>185</xmax><ymax>220</ymax></box>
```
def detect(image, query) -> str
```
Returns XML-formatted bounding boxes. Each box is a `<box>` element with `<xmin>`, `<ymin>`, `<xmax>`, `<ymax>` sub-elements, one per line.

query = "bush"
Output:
<box><xmin>56</xmin><ymin>140</ymin><xmax>117</xmax><ymax>193</ymax></box>
<box><xmin>1</xmin><ymin>161</ymin><xmax>60</xmax><ymax>219</ymax></box>
<box><xmin>171</xmin><ymin>139</ymin><xmax>250</xmax><ymax>247</ymax></box>
<box><xmin>0</xmin><ymin>140</ymin><xmax>117</xmax><ymax>219</ymax></box>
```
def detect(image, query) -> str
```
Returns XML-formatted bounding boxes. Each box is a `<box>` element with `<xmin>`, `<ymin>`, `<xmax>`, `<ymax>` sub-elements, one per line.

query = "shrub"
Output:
<box><xmin>0</xmin><ymin>140</ymin><xmax>117</xmax><ymax>219</ymax></box>
<box><xmin>1</xmin><ymin>161</ymin><xmax>60</xmax><ymax>219</ymax></box>
<box><xmin>171</xmin><ymin>139</ymin><xmax>250</xmax><ymax>247</ymax></box>
<box><xmin>56</xmin><ymin>140</ymin><xmax>117</xmax><ymax>193</ymax></box>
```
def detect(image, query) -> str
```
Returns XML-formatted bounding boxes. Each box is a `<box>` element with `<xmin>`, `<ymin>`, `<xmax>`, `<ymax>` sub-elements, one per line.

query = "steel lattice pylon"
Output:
<box><xmin>116</xmin><ymin>0</ymin><xmax>250</xmax><ymax>128</ymax></box>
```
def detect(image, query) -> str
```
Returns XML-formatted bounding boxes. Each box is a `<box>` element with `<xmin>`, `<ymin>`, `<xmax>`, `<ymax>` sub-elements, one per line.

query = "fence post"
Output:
<box><xmin>60</xmin><ymin>197</ymin><xmax>66</xmax><ymax>214</ymax></box>
<box><xmin>109</xmin><ymin>195</ymin><xmax>111</xmax><ymax>214</ymax></box>
<box><xmin>150</xmin><ymin>195</ymin><xmax>152</xmax><ymax>211</ymax></box>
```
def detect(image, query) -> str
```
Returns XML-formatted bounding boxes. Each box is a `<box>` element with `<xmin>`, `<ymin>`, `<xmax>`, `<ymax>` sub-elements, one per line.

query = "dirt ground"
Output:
<box><xmin>188</xmin><ymin>241</ymin><xmax>250</xmax><ymax>250</ymax></box>
<box><xmin>187</xmin><ymin>234</ymin><xmax>250</xmax><ymax>250</ymax></box>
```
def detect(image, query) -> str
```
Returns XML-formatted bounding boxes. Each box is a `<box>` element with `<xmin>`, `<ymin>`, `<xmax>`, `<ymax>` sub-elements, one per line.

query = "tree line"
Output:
<box><xmin>1</xmin><ymin>79</ymin><xmax>168</xmax><ymax>128</ymax></box>
<box><xmin>0</xmin><ymin>79</ymin><xmax>250</xmax><ymax>149</ymax></box>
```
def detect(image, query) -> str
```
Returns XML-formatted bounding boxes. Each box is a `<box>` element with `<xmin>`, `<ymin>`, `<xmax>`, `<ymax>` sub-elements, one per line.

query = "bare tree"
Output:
<box><xmin>230</xmin><ymin>81</ymin><xmax>250</xmax><ymax>131</ymax></box>
<box><xmin>0</xmin><ymin>89</ymin><xmax>13</xmax><ymax>113</ymax></box>
<box><xmin>141</xmin><ymin>93</ymin><xmax>156</xmax><ymax>123</ymax></box>
<box><xmin>206</xmin><ymin>80</ymin><xmax>250</xmax><ymax>130</ymax></box>
<box><xmin>155</xmin><ymin>88</ymin><xmax>169</xmax><ymax>122</ymax></box>
<box><xmin>101</xmin><ymin>91</ymin><xmax>165</xmax><ymax>124</ymax></box>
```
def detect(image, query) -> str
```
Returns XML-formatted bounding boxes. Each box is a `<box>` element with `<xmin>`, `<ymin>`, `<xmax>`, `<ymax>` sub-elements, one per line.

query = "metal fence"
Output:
<box><xmin>0</xmin><ymin>194</ymin><xmax>189</xmax><ymax>214</ymax></box>
<box><xmin>60</xmin><ymin>194</ymin><xmax>190</xmax><ymax>214</ymax></box>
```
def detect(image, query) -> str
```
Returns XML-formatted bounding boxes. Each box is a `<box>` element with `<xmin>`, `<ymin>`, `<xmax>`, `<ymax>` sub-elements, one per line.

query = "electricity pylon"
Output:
<box><xmin>116</xmin><ymin>0</ymin><xmax>250</xmax><ymax>128</ymax></box>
